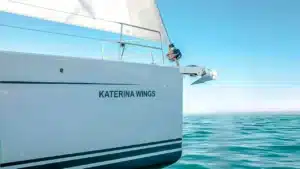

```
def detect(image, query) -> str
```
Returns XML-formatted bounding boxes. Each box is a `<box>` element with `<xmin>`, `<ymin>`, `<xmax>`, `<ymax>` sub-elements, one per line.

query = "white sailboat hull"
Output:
<box><xmin>0</xmin><ymin>51</ymin><xmax>183</xmax><ymax>169</ymax></box>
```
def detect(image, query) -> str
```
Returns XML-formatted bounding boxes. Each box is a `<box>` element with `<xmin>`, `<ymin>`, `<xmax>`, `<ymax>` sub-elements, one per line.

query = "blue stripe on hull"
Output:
<box><xmin>86</xmin><ymin>151</ymin><xmax>182</xmax><ymax>169</ymax></box>
<box><xmin>1</xmin><ymin>139</ymin><xmax>182</xmax><ymax>169</ymax></box>
<box><xmin>1</xmin><ymin>138</ymin><xmax>181</xmax><ymax>168</ymax></box>
<box><xmin>19</xmin><ymin>143</ymin><xmax>181</xmax><ymax>169</ymax></box>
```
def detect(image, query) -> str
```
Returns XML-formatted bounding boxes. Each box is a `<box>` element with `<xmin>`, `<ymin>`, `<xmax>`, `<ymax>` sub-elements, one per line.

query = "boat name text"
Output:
<box><xmin>99</xmin><ymin>90</ymin><xmax>156</xmax><ymax>98</ymax></box>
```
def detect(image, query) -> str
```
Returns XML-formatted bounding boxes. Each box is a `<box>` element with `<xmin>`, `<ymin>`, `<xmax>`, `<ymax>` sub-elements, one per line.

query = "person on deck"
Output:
<box><xmin>166</xmin><ymin>43</ymin><xmax>182</xmax><ymax>66</ymax></box>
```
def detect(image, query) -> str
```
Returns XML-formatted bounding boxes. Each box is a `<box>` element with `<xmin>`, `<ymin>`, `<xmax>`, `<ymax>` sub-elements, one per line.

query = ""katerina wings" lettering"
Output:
<box><xmin>99</xmin><ymin>90</ymin><xmax>156</xmax><ymax>98</ymax></box>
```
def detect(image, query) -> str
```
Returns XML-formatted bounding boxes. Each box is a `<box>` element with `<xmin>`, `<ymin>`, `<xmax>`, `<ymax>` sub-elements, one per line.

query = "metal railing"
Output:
<box><xmin>0</xmin><ymin>0</ymin><xmax>166</xmax><ymax>64</ymax></box>
<box><xmin>118</xmin><ymin>23</ymin><xmax>165</xmax><ymax>64</ymax></box>
<box><xmin>0</xmin><ymin>22</ymin><xmax>165</xmax><ymax>64</ymax></box>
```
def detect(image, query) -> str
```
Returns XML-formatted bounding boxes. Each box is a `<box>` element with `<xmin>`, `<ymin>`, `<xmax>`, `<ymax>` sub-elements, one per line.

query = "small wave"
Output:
<box><xmin>263</xmin><ymin>145</ymin><xmax>300</xmax><ymax>152</ymax></box>
<box><xmin>167</xmin><ymin>115</ymin><xmax>300</xmax><ymax>169</ymax></box>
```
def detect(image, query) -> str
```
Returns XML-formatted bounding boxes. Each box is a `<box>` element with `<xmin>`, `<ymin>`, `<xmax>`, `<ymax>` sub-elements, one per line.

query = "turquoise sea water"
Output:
<box><xmin>167</xmin><ymin>114</ymin><xmax>300</xmax><ymax>169</ymax></box>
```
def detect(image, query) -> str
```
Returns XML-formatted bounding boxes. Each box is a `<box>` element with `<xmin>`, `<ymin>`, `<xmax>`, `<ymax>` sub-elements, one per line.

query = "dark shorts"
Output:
<box><xmin>167</xmin><ymin>48</ymin><xmax>182</xmax><ymax>61</ymax></box>
<box><xmin>173</xmin><ymin>49</ymin><xmax>182</xmax><ymax>60</ymax></box>
<box><xmin>176</xmin><ymin>53</ymin><xmax>182</xmax><ymax>60</ymax></box>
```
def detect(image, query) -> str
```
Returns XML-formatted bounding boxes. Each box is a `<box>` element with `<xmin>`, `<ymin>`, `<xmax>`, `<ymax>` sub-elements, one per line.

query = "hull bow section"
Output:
<box><xmin>0</xmin><ymin>51</ymin><xmax>183</xmax><ymax>169</ymax></box>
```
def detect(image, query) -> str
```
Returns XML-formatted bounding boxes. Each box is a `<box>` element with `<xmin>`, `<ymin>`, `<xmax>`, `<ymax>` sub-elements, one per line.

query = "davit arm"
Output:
<box><xmin>179</xmin><ymin>65</ymin><xmax>218</xmax><ymax>85</ymax></box>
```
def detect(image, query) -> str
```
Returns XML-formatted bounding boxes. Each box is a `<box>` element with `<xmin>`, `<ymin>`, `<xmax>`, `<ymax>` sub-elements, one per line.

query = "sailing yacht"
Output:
<box><xmin>0</xmin><ymin>0</ymin><xmax>217</xmax><ymax>168</ymax></box>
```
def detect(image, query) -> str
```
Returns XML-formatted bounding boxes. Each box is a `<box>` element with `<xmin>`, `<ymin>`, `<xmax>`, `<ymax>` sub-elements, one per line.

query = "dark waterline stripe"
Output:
<box><xmin>20</xmin><ymin>143</ymin><xmax>181</xmax><ymax>169</ymax></box>
<box><xmin>0</xmin><ymin>81</ymin><xmax>137</xmax><ymax>86</ymax></box>
<box><xmin>0</xmin><ymin>138</ymin><xmax>181</xmax><ymax>167</ymax></box>
<box><xmin>86</xmin><ymin>151</ymin><xmax>182</xmax><ymax>169</ymax></box>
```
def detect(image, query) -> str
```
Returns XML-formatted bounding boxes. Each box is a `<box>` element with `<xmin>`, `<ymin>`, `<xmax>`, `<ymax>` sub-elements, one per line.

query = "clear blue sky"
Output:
<box><xmin>156</xmin><ymin>0</ymin><xmax>300</xmax><ymax>113</ymax></box>
<box><xmin>1</xmin><ymin>0</ymin><xmax>299</xmax><ymax>113</ymax></box>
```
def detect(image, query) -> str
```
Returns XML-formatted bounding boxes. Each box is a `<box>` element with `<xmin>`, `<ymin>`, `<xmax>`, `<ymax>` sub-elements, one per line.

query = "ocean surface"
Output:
<box><xmin>166</xmin><ymin>114</ymin><xmax>300</xmax><ymax>169</ymax></box>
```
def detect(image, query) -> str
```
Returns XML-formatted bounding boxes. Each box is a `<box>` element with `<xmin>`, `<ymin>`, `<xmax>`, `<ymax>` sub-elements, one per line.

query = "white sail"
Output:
<box><xmin>0</xmin><ymin>0</ymin><xmax>170</xmax><ymax>44</ymax></box>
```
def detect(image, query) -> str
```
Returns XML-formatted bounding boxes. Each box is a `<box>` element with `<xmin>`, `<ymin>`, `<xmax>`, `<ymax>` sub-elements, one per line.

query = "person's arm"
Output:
<box><xmin>166</xmin><ymin>49</ymin><xmax>173</xmax><ymax>56</ymax></box>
